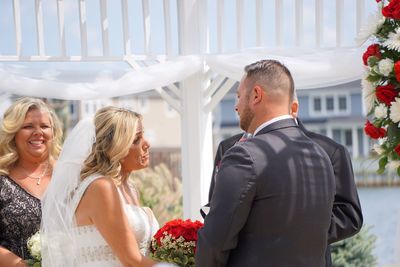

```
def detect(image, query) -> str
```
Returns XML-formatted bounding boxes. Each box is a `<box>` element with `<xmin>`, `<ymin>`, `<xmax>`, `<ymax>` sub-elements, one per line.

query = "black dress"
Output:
<box><xmin>0</xmin><ymin>175</ymin><xmax>41</xmax><ymax>259</ymax></box>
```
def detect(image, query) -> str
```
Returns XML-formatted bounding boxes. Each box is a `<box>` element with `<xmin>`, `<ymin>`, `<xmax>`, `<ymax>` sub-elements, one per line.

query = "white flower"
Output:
<box><xmin>361</xmin><ymin>76</ymin><xmax>377</xmax><ymax>113</ymax></box>
<box><xmin>374</xmin><ymin>103</ymin><xmax>388</xmax><ymax>119</ymax></box>
<box><xmin>378</xmin><ymin>58</ymin><xmax>394</xmax><ymax>76</ymax></box>
<box><xmin>390</xmin><ymin>97</ymin><xmax>400</xmax><ymax>123</ymax></box>
<box><xmin>387</xmin><ymin>159</ymin><xmax>400</xmax><ymax>171</ymax></box>
<box><xmin>383</xmin><ymin>28</ymin><xmax>400</xmax><ymax>52</ymax></box>
<box><xmin>356</xmin><ymin>8</ymin><xmax>385</xmax><ymax>46</ymax></box>
<box><xmin>373</xmin><ymin>144</ymin><xmax>385</xmax><ymax>155</ymax></box>
<box><xmin>378</xmin><ymin>137</ymin><xmax>387</xmax><ymax>146</ymax></box>
<box><xmin>27</xmin><ymin>232</ymin><xmax>41</xmax><ymax>261</ymax></box>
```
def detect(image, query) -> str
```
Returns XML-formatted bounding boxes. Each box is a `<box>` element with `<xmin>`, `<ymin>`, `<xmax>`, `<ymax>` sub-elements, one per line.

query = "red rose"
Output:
<box><xmin>395</xmin><ymin>61</ymin><xmax>400</xmax><ymax>82</ymax></box>
<box><xmin>382</xmin><ymin>0</ymin><xmax>400</xmax><ymax>19</ymax></box>
<box><xmin>364</xmin><ymin>120</ymin><xmax>386</xmax><ymax>139</ymax></box>
<box><xmin>395</xmin><ymin>144</ymin><xmax>400</xmax><ymax>156</ymax></box>
<box><xmin>362</xmin><ymin>44</ymin><xmax>381</xmax><ymax>65</ymax></box>
<box><xmin>376</xmin><ymin>84</ymin><xmax>398</xmax><ymax>106</ymax></box>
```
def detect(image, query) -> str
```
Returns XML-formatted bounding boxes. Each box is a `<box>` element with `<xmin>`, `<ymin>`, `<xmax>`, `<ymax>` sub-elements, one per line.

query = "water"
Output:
<box><xmin>358</xmin><ymin>187</ymin><xmax>400</xmax><ymax>267</ymax></box>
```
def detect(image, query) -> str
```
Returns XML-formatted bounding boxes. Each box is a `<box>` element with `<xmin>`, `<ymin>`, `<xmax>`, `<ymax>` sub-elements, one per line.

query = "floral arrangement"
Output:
<box><xmin>359</xmin><ymin>0</ymin><xmax>400</xmax><ymax>174</ymax></box>
<box><xmin>150</xmin><ymin>219</ymin><xmax>203</xmax><ymax>267</ymax></box>
<box><xmin>26</xmin><ymin>232</ymin><xmax>41</xmax><ymax>267</ymax></box>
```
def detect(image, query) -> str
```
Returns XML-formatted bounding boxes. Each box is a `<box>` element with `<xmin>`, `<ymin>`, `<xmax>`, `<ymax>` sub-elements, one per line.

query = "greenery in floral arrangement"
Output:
<box><xmin>130</xmin><ymin>163</ymin><xmax>182</xmax><ymax>225</ymax></box>
<box><xmin>359</xmin><ymin>0</ymin><xmax>400</xmax><ymax>175</ymax></box>
<box><xmin>331</xmin><ymin>226</ymin><xmax>377</xmax><ymax>267</ymax></box>
<box><xmin>150</xmin><ymin>219</ymin><xmax>203</xmax><ymax>267</ymax></box>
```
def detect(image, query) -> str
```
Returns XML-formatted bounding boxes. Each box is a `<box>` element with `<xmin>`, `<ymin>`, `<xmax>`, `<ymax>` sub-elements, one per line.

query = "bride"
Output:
<box><xmin>41</xmin><ymin>106</ymin><xmax>172</xmax><ymax>267</ymax></box>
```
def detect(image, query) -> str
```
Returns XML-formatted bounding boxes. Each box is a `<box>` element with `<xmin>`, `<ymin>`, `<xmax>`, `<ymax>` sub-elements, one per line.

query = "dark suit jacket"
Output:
<box><xmin>204</xmin><ymin>119</ymin><xmax>363</xmax><ymax>267</ymax></box>
<box><xmin>208</xmin><ymin>133</ymin><xmax>244</xmax><ymax>202</ymax></box>
<box><xmin>297</xmin><ymin>119</ymin><xmax>363</xmax><ymax>266</ymax></box>
<box><xmin>196</xmin><ymin>119</ymin><xmax>335</xmax><ymax>267</ymax></box>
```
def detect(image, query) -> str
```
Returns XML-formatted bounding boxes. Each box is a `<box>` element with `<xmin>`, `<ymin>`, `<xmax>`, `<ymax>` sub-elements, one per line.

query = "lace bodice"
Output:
<box><xmin>0</xmin><ymin>175</ymin><xmax>41</xmax><ymax>259</ymax></box>
<box><xmin>72</xmin><ymin>174</ymin><xmax>159</xmax><ymax>266</ymax></box>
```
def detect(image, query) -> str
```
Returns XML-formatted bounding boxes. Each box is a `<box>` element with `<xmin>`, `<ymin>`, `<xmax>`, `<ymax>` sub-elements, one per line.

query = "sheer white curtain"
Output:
<box><xmin>0</xmin><ymin>56</ymin><xmax>202</xmax><ymax>100</ymax></box>
<box><xmin>0</xmin><ymin>48</ymin><xmax>364</xmax><ymax>100</ymax></box>
<box><xmin>206</xmin><ymin>47</ymin><xmax>364</xmax><ymax>89</ymax></box>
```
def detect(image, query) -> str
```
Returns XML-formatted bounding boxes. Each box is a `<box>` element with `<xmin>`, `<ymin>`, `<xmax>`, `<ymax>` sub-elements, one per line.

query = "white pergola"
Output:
<box><xmin>0</xmin><ymin>0</ymin><xmax>373</xmax><ymax>219</ymax></box>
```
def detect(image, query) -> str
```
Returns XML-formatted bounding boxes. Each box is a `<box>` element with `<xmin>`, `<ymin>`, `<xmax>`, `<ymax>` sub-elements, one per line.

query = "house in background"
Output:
<box><xmin>213</xmin><ymin>80</ymin><xmax>370</xmax><ymax>159</ymax></box>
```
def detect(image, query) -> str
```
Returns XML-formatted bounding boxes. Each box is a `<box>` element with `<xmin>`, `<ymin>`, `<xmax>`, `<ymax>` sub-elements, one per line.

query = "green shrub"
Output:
<box><xmin>331</xmin><ymin>226</ymin><xmax>377</xmax><ymax>267</ymax></box>
<box><xmin>130</xmin><ymin>163</ymin><xmax>183</xmax><ymax>226</ymax></box>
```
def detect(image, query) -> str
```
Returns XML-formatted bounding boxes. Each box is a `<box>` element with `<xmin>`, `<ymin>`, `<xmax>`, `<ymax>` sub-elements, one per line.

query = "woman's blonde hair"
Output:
<box><xmin>80</xmin><ymin>106</ymin><xmax>142</xmax><ymax>183</ymax></box>
<box><xmin>0</xmin><ymin>97</ymin><xmax>63</xmax><ymax>175</ymax></box>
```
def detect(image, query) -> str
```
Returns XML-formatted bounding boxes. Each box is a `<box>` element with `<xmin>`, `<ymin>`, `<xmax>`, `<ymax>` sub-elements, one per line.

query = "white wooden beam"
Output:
<box><xmin>295</xmin><ymin>0</ymin><xmax>303</xmax><ymax>47</ymax></box>
<box><xmin>203</xmin><ymin>75</ymin><xmax>225</xmax><ymax>99</ymax></box>
<box><xmin>100</xmin><ymin>0</ymin><xmax>110</xmax><ymax>56</ymax></box>
<box><xmin>155</xmin><ymin>87</ymin><xmax>182</xmax><ymax>114</ymax></box>
<box><xmin>204</xmin><ymin>78</ymin><xmax>236</xmax><ymax>113</ymax></box>
<box><xmin>57</xmin><ymin>0</ymin><xmax>66</xmax><ymax>56</ymax></box>
<box><xmin>78</xmin><ymin>0</ymin><xmax>88</xmax><ymax>56</ymax></box>
<box><xmin>236</xmin><ymin>0</ymin><xmax>244</xmax><ymax>49</ymax></box>
<box><xmin>142</xmin><ymin>0</ymin><xmax>151</xmax><ymax>55</ymax></box>
<box><xmin>121</xmin><ymin>0</ymin><xmax>131</xmax><ymax>55</ymax></box>
<box><xmin>163</xmin><ymin>0</ymin><xmax>172</xmax><ymax>56</ymax></box>
<box><xmin>216</xmin><ymin>0</ymin><xmax>224</xmax><ymax>52</ymax></box>
<box><xmin>177</xmin><ymin>0</ymin><xmax>211</xmax><ymax>220</ymax></box>
<box><xmin>35</xmin><ymin>0</ymin><xmax>45</xmax><ymax>56</ymax></box>
<box><xmin>166</xmin><ymin>83</ymin><xmax>181</xmax><ymax>99</ymax></box>
<box><xmin>12</xmin><ymin>0</ymin><xmax>22</xmax><ymax>56</ymax></box>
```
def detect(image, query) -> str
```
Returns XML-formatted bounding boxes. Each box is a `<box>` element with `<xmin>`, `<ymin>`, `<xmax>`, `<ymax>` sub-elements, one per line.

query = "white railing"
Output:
<box><xmin>0</xmin><ymin>0</ymin><xmax>376</xmax><ymax>62</ymax></box>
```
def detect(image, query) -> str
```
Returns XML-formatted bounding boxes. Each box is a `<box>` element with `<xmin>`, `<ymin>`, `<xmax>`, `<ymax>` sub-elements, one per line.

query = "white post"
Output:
<box><xmin>178</xmin><ymin>0</ymin><xmax>212</xmax><ymax>220</ymax></box>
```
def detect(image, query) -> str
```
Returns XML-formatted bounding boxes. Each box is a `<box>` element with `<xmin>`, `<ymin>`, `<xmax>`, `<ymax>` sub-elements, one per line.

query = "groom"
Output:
<box><xmin>195</xmin><ymin>60</ymin><xmax>335</xmax><ymax>267</ymax></box>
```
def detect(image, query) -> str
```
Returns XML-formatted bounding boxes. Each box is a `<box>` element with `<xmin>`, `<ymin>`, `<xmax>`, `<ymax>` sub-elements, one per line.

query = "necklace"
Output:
<box><xmin>20</xmin><ymin>163</ymin><xmax>49</xmax><ymax>185</ymax></box>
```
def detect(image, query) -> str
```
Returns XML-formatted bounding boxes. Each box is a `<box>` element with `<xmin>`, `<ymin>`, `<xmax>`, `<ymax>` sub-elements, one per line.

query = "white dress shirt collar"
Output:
<box><xmin>253</xmin><ymin>115</ymin><xmax>294</xmax><ymax>136</ymax></box>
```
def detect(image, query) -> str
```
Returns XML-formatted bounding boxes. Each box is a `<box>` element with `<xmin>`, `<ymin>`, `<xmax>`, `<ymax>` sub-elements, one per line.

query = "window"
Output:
<box><xmin>326</xmin><ymin>96</ymin><xmax>334</xmax><ymax>111</ymax></box>
<box><xmin>332</xmin><ymin>129</ymin><xmax>341</xmax><ymax>143</ymax></box>
<box><xmin>339</xmin><ymin>96</ymin><xmax>347</xmax><ymax>111</ymax></box>
<box><xmin>313</xmin><ymin>97</ymin><xmax>322</xmax><ymax>112</ymax></box>
<box><xmin>309</xmin><ymin>93</ymin><xmax>350</xmax><ymax>117</ymax></box>
<box><xmin>345</xmin><ymin>130</ymin><xmax>352</xmax><ymax>146</ymax></box>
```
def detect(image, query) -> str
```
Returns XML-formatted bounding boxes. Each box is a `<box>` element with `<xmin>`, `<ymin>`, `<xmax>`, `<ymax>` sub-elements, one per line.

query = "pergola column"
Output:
<box><xmin>178</xmin><ymin>0</ymin><xmax>212</xmax><ymax>220</ymax></box>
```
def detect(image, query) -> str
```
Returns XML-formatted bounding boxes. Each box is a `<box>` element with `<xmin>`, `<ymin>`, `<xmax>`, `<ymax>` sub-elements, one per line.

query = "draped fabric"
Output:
<box><xmin>0</xmin><ymin>48</ymin><xmax>364</xmax><ymax>100</ymax></box>
<box><xmin>206</xmin><ymin>47</ymin><xmax>364</xmax><ymax>90</ymax></box>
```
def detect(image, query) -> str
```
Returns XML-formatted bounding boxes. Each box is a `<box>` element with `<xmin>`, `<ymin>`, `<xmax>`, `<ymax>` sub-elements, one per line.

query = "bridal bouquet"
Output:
<box><xmin>26</xmin><ymin>232</ymin><xmax>41</xmax><ymax>267</ymax></box>
<box><xmin>150</xmin><ymin>219</ymin><xmax>203</xmax><ymax>267</ymax></box>
<box><xmin>359</xmin><ymin>0</ymin><xmax>400</xmax><ymax>174</ymax></box>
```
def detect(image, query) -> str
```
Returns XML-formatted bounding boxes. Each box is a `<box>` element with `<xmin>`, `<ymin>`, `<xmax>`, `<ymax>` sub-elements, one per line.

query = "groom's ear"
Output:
<box><xmin>251</xmin><ymin>85</ymin><xmax>264</xmax><ymax>105</ymax></box>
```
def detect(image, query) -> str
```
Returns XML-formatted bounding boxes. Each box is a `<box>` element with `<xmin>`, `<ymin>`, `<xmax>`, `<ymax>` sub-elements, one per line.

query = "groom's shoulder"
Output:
<box><xmin>220</xmin><ymin>133</ymin><xmax>242</xmax><ymax>147</ymax></box>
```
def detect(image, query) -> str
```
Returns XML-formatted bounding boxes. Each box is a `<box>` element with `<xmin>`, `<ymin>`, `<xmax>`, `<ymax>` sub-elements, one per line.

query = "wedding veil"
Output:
<box><xmin>41</xmin><ymin>117</ymin><xmax>95</xmax><ymax>267</ymax></box>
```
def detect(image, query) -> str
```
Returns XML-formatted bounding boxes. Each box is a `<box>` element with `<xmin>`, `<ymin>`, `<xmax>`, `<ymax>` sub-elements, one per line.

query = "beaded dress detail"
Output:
<box><xmin>0</xmin><ymin>175</ymin><xmax>41</xmax><ymax>259</ymax></box>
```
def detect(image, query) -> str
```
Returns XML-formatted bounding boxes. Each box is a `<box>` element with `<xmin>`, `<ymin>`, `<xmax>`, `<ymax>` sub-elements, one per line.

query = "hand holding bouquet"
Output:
<box><xmin>150</xmin><ymin>219</ymin><xmax>203</xmax><ymax>267</ymax></box>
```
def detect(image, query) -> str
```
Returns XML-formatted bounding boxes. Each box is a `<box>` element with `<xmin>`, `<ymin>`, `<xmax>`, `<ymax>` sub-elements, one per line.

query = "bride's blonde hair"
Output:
<box><xmin>80</xmin><ymin>106</ymin><xmax>142</xmax><ymax>183</ymax></box>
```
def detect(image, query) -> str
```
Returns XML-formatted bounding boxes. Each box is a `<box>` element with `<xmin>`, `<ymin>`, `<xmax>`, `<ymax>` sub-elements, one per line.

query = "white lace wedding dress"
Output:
<box><xmin>72</xmin><ymin>174</ymin><xmax>159</xmax><ymax>267</ymax></box>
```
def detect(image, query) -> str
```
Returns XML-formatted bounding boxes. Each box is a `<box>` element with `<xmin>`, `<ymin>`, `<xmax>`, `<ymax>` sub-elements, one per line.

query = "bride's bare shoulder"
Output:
<box><xmin>82</xmin><ymin>176</ymin><xmax>120</xmax><ymax>204</ymax></box>
<box><xmin>87</xmin><ymin>176</ymin><xmax>117</xmax><ymax>192</ymax></box>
